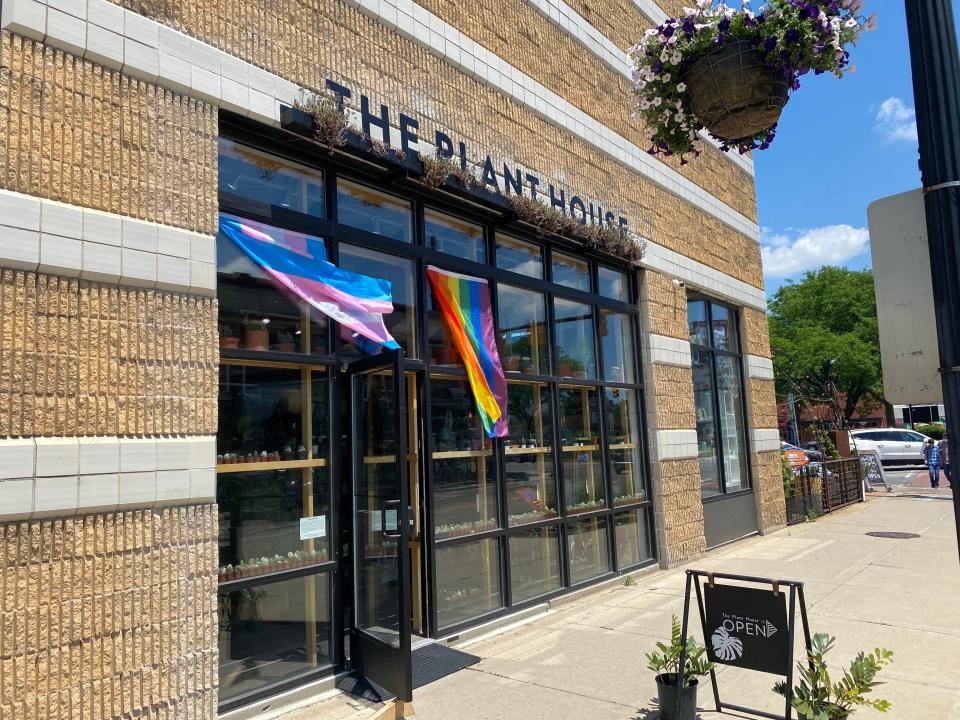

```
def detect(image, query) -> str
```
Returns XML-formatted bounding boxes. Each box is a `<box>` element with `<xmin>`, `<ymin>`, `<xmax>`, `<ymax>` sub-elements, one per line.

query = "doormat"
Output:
<box><xmin>412</xmin><ymin>643</ymin><xmax>481</xmax><ymax>690</ymax></box>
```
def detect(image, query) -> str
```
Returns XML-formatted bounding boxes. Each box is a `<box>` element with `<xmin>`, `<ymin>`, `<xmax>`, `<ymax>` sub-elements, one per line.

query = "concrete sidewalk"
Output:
<box><xmin>413</xmin><ymin>492</ymin><xmax>960</xmax><ymax>720</ymax></box>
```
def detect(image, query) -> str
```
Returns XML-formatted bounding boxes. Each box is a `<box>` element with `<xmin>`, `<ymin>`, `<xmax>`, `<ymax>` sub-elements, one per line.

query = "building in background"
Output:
<box><xmin>0</xmin><ymin>0</ymin><xmax>782</xmax><ymax>716</ymax></box>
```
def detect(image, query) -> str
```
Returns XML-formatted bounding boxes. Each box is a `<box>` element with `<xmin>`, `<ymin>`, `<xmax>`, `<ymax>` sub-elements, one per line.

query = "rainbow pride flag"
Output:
<box><xmin>219</xmin><ymin>215</ymin><xmax>400</xmax><ymax>351</ymax></box>
<box><xmin>426</xmin><ymin>266</ymin><xmax>508</xmax><ymax>438</ymax></box>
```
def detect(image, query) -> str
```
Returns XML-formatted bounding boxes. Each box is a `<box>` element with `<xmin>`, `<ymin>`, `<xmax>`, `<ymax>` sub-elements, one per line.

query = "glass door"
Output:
<box><xmin>348</xmin><ymin>349</ymin><xmax>413</xmax><ymax>702</ymax></box>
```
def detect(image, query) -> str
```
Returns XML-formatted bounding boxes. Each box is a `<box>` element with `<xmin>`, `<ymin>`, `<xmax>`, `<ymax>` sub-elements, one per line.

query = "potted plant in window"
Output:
<box><xmin>244</xmin><ymin>320</ymin><xmax>269</xmax><ymax>351</ymax></box>
<box><xmin>219</xmin><ymin>323</ymin><xmax>240</xmax><ymax>350</ymax></box>
<box><xmin>646</xmin><ymin>615</ymin><xmax>715</xmax><ymax>720</ymax></box>
<box><xmin>773</xmin><ymin>633</ymin><xmax>893</xmax><ymax>718</ymax></box>
<box><xmin>276</xmin><ymin>330</ymin><xmax>297</xmax><ymax>353</ymax></box>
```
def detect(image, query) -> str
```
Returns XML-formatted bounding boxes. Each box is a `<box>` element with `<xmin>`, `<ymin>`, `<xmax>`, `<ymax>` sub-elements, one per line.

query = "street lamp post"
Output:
<box><xmin>904</xmin><ymin>0</ymin><xmax>960</xmax><ymax>561</ymax></box>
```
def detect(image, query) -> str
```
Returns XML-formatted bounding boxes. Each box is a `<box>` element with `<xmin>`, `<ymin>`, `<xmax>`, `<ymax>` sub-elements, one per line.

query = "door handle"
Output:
<box><xmin>382</xmin><ymin>500</ymin><xmax>401</xmax><ymax>538</ymax></box>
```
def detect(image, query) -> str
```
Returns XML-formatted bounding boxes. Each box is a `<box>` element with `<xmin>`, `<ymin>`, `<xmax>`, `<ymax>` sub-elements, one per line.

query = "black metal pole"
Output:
<box><xmin>905</xmin><ymin>0</ymin><xmax>960</xmax><ymax>562</ymax></box>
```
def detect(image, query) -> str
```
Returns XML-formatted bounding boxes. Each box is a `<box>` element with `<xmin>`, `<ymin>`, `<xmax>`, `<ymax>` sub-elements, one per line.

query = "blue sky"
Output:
<box><xmin>755</xmin><ymin>1</ymin><xmax>960</xmax><ymax>295</ymax></box>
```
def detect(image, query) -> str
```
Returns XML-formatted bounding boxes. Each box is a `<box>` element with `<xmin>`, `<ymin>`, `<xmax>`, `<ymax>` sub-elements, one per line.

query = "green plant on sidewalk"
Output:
<box><xmin>773</xmin><ymin>633</ymin><xmax>893</xmax><ymax>719</ymax></box>
<box><xmin>646</xmin><ymin>615</ymin><xmax>714</xmax><ymax>686</ymax></box>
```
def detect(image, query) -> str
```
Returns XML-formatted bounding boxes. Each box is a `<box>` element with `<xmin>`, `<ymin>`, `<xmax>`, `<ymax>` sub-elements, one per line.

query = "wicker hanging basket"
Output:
<box><xmin>680</xmin><ymin>39</ymin><xmax>790</xmax><ymax>142</ymax></box>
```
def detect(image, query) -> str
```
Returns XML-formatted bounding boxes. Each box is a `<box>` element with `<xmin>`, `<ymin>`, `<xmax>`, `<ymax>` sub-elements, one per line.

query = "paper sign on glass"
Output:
<box><xmin>299</xmin><ymin>516</ymin><xmax>327</xmax><ymax>540</ymax></box>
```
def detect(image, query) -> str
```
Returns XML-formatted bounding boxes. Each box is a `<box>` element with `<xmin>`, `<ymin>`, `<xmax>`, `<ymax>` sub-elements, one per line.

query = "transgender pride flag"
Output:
<box><xmin>218</xmin><ymin>215</ymin><xmax>400</xmax><ymax>350</ymax></box>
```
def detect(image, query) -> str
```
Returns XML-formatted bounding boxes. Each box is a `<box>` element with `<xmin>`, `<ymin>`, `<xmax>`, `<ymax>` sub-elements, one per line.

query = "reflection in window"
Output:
<box><xmin>496</xmin><ymin>235</ymin><xmax>543</xmax><ymax>278</ymax></box>
<box><xmin>510</xmin><ymin>526</ymin><xmax>562</xmax><ymax>603</ymax></box>
<box><xmin>553</xmin><ymin>252</ymin><xmax>590</xmax><ymax>291</ymax></box>
<box><xmin>218</xmin><ymin>573</ymin><xmax>333</xmax><ymax>702</ymax></box>
<box><xmin>605</xmin><ymin>389</ymin><xmax>645</xmax><ymax>506</ymax></box>
<box><xmin>598</xmin><ymin>266</ymin><xmax>629</xmax><ymax>302</ymax></box>
<box><xmin>435</xmin><ymin>538</ymin><xmax>502</xmax><ymax>629</ymax></box>
<box><xmin>692</xmin><ymin>350</ymin><xmax>721</xmax><ymax>497</ymax></box>
<box><xmin>336</xmin><ymin>179</ymin><xmax>412</xmax><ymax>242</ymax></box>
<box><xmin>219</xmin><ymin>138</ymin><xmax>325</xmax><ymax>218</ymax></box>
<box><xmin>615</xmin><ymin>509</ymin><xmax>652</xmax><ymax>569</ymax></box>
<box><xmin>217</xmin><ymin>469</ymin><xmax>331</xmax><ymax>578</ymax></box>
<box><xmin>567</xmin><ymin>516</ymin><xmax>610</xmax><ymax>584</ymax></box>
<box><xmin>559</xmin><ymin>385</ymin><xmax>604</xmax><ymax>513</ymax></box>
<box><xmin>712</xmin><ymin>304</ymin><xmax>734</xmax><ymax>351</ymax></box>
<box><xmin>554</xmin><ymin>299</ymin><xmax>596</xmax><ymax>379</ymax></box>
<box><xmin>504</xmin><ymin>381</ymin><xmax>557</xmax><ymax>526</ymax></box>
<box><xmin>498</xmin><ymin>285</ymin><xmax>549</xmax><ymax>375</ymax></box>
<box><xmin>688</xmin><ymin>299</ymin><xmax>710</xmax><ymax>347</ymax></box>
<box><xmin>715</xmin><ymin>355</ymin><xmax>748</xmax><ymax>492</ymax></box>
<box><xmin>427</xmin><ymin>291</ymin><xmax>460</xmax><ymax>366</ymax></box>
<box><xmin>425</xmin><ymin>209</ymin><xmax>485</xmax><ymax>262</ymax></box>
<box><xmin>338</xmin><ymin>244</ymin><xmax>417</xmax><ymax>357</ymax></box>
<box><xmin>430</xmin><ymin>377</ymin><xmax>498</xmax><ymax>539</ymax></box>
<box><xmin>218</xmin><ymin>365</ymin><xmax>306</xmax><ymax>460</ymax></box>
<box><xmin>217</xmin><ymin>232</ymin><xmax>329</xmax><ymax>355</ymax></box>
<box><xmin>600</xmin><ymin>310</ymin><xmax>635</xmax><ymax>384</ymax></box>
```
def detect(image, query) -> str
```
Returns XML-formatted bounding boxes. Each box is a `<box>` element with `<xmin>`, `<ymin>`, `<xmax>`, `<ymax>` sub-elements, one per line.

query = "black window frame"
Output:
<box><xmin>688</xmin><ymin>293</ymin><xmax>753</xmax><ymax>499</ymax></box>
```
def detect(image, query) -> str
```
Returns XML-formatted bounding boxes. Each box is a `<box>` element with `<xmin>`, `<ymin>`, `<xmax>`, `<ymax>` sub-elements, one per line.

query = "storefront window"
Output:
<box><xmin>430</xmin><ymin>377</ymin><xmax>498</xmax><ymax>539</ymax></box>
<box><xmin>615</xmin><ymin>509</ymin><xmax>652</xmax><ymax>569</ymax></box>
<box><xmin>605</xmin><ymin>389</ymin><xmax>645</xmax><ymax>507</ymax></box>
<box><xmin>509</xmin><ymin>526</ymin><xmax>562</xmax><ymax>603</ymax></box>
<box><xmin>600</xmin><ymin>310</ymin><xmax>636</xmax><ymax>384</ymax></box>
<box><xmin>496</xmin><ymin>235</ymin><xmax>543</xmax><ymax>278</ymax></box>
<box><xmin>554</xmin><ymin>299</ymin><xmax>596</xmax><ymax>379</ymax></box>
<box><xmin>217</xmin><ymin>234</ymin><xmax>330</xmax><ymax>355</ymax></box>
<box><xmin>688</xmin><ymin>297</ymin><xmax>749</xmax><ymax>497</ymax></box>
<box><xmin>598</xmin><ymin>266</ymin><xmax>629</xmax><ymax>302</ymax></box>
<box><xmin>567</xmin><ymin>516</ymin><xmax>610</xmax><ymax>584</ymax></box>
<box><xmin>553</xmin><ymin>252</ymin><xmax>590</xmax><ymax>292</ymax></box>
<box><xmin>338</xmin><ymin>244</ymin><xmax>418</xmax><ymax>357</ymax></box>
<box><xmin>558</xmin><ymin>385</ymin><xmax>604</xmax><ymax>514</ymax></box>
<box><xmin>218</xmin><ymin>573</ymin><xmax>333</xmax><ymax>702</ymax></box>
<box><xmin>435</xmin><ymin>538</ymin><xmax>503</xmax><ymax>629</ymax></box>
<box><xmin>498</xmin><ymin>285</ymin><xmax>549</xmax><ymax>375</ymax></box>
<box><xmin>219</xmin><ymin>138</ymin><xmax>325</xmax><ymax>219</ymax></box>
<box><xmin>425</xmin><ymin>208</ymin><xmax>485</xmax><ymax>262</ymax></box>
<box><xmin>336</xmin><ymin>179</ymin><xmax>413</xmax><ymax>242</ymax></box>
<box><xmin>504</xmin><ymin>381</ymin><xmax>557</xmax><ymax>526</ymax></box>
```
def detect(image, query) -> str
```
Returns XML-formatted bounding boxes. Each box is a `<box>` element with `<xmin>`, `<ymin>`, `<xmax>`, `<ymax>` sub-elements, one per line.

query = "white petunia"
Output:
<box><xmin>676</xmin><ymin>82</ymin><xmax>687</xmax><ymax>92</ymax></box>
<box><xmin>671</xmin><ymin>52</ymin><xmax>682</xmax><ymax>64</ymax></box>
<box><xmin>653</xmin><ymin>96</ymin><xmax>662</xmax><ymax>106</ymax></box>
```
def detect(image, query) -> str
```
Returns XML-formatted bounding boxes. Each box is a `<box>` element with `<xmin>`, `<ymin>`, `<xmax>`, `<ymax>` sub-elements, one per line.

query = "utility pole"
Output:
<box><xmin>904</xmin><ymin>0</ymin><xmax>960</xmax><ymax>561</ymax></box>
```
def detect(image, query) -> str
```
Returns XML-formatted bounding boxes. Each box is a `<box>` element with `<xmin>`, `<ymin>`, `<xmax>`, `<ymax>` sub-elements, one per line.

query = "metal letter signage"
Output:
<box><xmin>704</xmin><ymin>583</ymin><xmax>790</xmax><ymax>675</ymax></box>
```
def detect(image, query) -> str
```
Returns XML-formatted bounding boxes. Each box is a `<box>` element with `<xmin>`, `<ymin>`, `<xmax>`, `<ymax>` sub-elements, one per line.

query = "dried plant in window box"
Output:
<box><xmin>294</xmin><ymin>91</ymin><xmax>348</xmax><ymax>151</ymax></box>
<box><xmin>419</xmin><ymin>152</ymin><xmax>476</xmax><ymax>190</ymax></box>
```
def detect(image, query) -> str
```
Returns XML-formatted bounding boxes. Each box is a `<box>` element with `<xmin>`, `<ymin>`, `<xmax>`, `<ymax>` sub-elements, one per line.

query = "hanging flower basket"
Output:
<box><xmin>680</xmin><ymin>39</ymin><xmax>789</xmax><ymax>143</ymax></box>
<box><xmin>629</xmin><ymin>1</ymin><xmax>876</xmax><ymax>160</ymax></box>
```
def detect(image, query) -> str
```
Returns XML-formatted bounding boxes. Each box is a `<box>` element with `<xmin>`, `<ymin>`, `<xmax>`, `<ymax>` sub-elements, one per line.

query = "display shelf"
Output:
<box><xmin>503</xmin><ymin>446</ymin><xmax>552</xmax><ymax>456</ymax></box>
<box><xmin>607</xmin><ymin>443</ymin><xmax>638</xmax><ymax>451</ymax></box>
<box><xmin>217</xmin><ymin>458</ymin><xmax>327</xmax><ymax>474</ymax></box>
<box><xmin>432</xmin><ymin>449</ymin><xmax>493</xmax><ymax>460</ymax></box>
<box><xmin>217</xmin><ymin>558</ymin><xmax>333</xmax><ymax>591</ymax></box>
<box><xmin>561</xmin><ymin>444</ymin><xmax>599</xmax><ymax>452</ymax></box>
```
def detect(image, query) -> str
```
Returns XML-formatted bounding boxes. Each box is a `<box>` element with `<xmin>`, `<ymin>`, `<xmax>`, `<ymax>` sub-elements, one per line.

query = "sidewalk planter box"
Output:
<box><xmin>655</xmin><ymin>674</ymin><xmax>698</xmax><ymax>720</ymax></box>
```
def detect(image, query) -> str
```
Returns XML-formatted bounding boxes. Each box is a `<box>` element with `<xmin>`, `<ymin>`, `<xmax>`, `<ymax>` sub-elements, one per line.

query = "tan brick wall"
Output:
<box><xmin>652</xmin><ymin>458</ymin><xmax>706</xmax><ymax>564</ymax></box>
<box><xmin>742</xmin><ymin>306</ymin><xmax>772</xmax><ymax>358</ymax></box>
<box><xmin>412</xmin><ymin>0</ymin><xmax>757</xmax><ymax>221</ymax></box>
<box><xmin>640</xmin><ymin>269</ymin><xmax>690</xmax><ymax>340</ymax></box>
<box><xmin>748</xmin><ymin>377</ymin><xmax>778</xmax><ymax>430</ymax></box>
<box><xmin>651</xmin><ymin>364</ymin><xmax>696</xmax><ymax>430</ymax></box>
<box><xmin>564</xmin><ymin>0</ymin><xmax>651</xmax><ymax>50</ymax></box>
<box><xmin>0</xmin><ymin>31</ymin><xmax>218</xmax><ymax>234</ymax></box>
<box><xmin>101</xmin><ymin>0</ymin><xmax>763</xmax><ymax>289</ymax></box>
<box><xmin>0</xmin><ymin>506</ymin><xmax>219</xmax><ymax>720</ymax></box>
<box><xmin>0</xmin><ymin>270</ymin><xmax>218</xmax><ymax>438</ymax></box>
<box><xmin>752</xmin><ymin>451</ymin><xmax>787</xmax><ymax>531</ymax></box>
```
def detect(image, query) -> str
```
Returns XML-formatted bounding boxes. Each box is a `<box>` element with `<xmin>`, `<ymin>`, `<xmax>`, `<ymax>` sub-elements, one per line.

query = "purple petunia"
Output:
<box><xmin>718</xmin><ymin>17</ymin><xmax>731</xmax><ymax>32</ymax></box>
<box><xmin>764</xmin><ymin>35</ymin><xmax>777</xmax><ymax>52</ymax></box>
<box><xmin>785</xmin><ymin>27</ymin><xmax>800</xmax><ymax>43</ymax></box>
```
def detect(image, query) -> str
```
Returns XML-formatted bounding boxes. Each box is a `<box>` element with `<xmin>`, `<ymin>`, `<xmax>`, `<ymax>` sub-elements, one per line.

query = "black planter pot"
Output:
<box><xmin>680</xmin><ymin>39</ymin><xmax>790</xmax><ymax>142</ymax></box>
<box><xmin>655</xmin><ymin>674</ymin><xmax>698</xmax><ymax>720</ymax></box>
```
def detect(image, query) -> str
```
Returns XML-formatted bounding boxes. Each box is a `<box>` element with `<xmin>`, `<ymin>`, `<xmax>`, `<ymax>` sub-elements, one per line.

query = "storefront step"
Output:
<box><xmin>219</xmin><ymin>674</ymin><xmax>382</xmax><ymax>720</ymax></box>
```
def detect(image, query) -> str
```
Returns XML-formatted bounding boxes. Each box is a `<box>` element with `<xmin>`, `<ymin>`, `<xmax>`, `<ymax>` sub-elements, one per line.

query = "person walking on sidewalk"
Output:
<box><xmin>923</xmin><ymin>438</ymin><xmax>942</xmax><ymax>488</ymax></box>
<box><xmin>938</xmin><ymin>436</ymin><xmax>952</xmax><ymax>489</ymax></box>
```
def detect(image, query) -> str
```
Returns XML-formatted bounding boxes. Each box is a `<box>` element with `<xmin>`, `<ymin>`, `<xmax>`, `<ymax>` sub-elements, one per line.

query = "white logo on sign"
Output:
<box><xmin>711</xmin><ymin>626</ymin><xmax>744</xmax><ymax>661</ymax></box>
<box><xmin>763</xmin><ymin>620</ymin><xmax>778</xmax><ymax>637</ymax></box>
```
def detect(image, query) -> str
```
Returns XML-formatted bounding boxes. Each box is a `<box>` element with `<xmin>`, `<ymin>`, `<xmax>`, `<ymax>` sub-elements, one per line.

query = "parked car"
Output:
<box><xmin>781</xmin><ymin>442</ymin><xmax>810</xmax><ymax>468</ymax></box>
<box><xmin>849</xmin><ymin>428</ymin><xmax>930</xmax><ymax>464</ymax></box>
<box><xmin>798</xmin><ymin>441</ymin><xmax>825</xmax><ymax>463</ymax></box>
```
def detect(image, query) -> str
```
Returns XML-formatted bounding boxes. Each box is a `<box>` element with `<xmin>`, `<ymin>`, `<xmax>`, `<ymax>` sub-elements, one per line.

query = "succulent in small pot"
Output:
<box><xmin>773</xmin><ymin>633</ymin><xmax>893</xmax><ymax>719</ymax></box>
<box><xmin>646</xmin><ymin>615</ymin><xmax>715</xmax><ymax>720</ymax></box>
<box><xmin>219</xmin><ymin>323</ymin><xmax>240</xmax><ymax>349</ymax></box>
<box><xmin>244</xmin><ymin>321</ymin><xmax>269</xmax><ymax>351</ymax></box>
<box><xmin>276</xmin><ymin>330</ymin><xmax>297</xmax><ymax>353</ymax></box>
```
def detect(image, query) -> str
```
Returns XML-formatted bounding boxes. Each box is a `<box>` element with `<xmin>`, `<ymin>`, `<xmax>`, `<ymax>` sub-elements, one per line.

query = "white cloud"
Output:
<box><xmin>875</xmin><ymin>97</ymin><xmax>918</xmax><ymax>142</ymax></box>
<box><xmin>761</xmin><ymin>225</ymin><xmax>870</xmax><ymax>278</ymax></box>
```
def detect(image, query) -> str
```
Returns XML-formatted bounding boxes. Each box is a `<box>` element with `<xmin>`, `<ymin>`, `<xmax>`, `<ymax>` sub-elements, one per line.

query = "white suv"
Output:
<box><xmin>850</xmin><ymin>428</ymin><xmax>931</xmax><ymax>464</ymax></box>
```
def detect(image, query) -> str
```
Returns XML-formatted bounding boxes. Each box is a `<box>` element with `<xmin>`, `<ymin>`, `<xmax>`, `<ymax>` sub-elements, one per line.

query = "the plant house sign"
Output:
<box><xmin>704</xmin><ymin>583</ymin><xmax>790</xmax><ymax>675</ymax></box>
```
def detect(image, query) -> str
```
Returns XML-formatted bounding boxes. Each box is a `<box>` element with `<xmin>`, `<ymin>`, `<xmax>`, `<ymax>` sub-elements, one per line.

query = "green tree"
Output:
<box><xmin>768</xmin><ymin>266</ymin><xmax>883</xmax><ymax>423</ymax></box>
